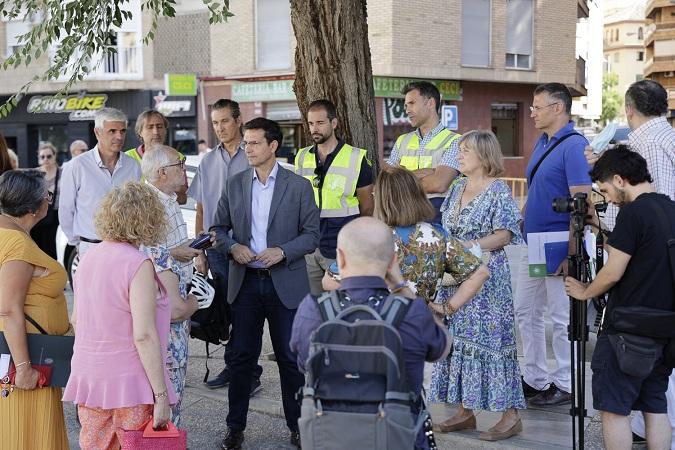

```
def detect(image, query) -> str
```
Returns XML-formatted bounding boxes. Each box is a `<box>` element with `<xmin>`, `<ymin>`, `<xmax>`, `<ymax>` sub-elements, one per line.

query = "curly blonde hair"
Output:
<box><xmin>94</xmin><ymin>182</ymin><xmax>168</xmax><ymax>247</ymax></box>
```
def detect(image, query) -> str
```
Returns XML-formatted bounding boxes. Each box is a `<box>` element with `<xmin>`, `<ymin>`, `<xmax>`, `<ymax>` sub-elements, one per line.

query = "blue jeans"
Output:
<box><xmin>226</xmin><ymin>272</ymin><xmax>304</xmax><ymax>431</ymax></box>
<box><xmin>206</xmin><ymin>249</ymin><xmax>262</xmax><ymax>378</ymax></box>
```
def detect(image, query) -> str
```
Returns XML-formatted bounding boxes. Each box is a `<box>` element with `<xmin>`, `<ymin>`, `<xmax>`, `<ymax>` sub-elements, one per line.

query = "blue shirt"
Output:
<box><xmin>187</xmin><ymin>141</ymin><xmax>249</xmax><ymax>231</ymax></box>
<box><xmin>524</xmin><ymin>121</ymin><xmax>591</xmax><ymax>238</ymax></box>
<box><xmin>249</xmin><ymin>163</ymin><xmax>279</xmax><ymax>268</ymax></box>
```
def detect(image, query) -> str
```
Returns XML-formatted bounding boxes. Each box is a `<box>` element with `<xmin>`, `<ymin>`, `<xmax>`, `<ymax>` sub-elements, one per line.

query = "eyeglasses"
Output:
<box><xmin>45</xmin><ymin>191</ymin><xmax>54</xmax><ymax>204</ymax></box>
<box><xmin>529</xmin><ymin>102</ymin><xmax>560</xmax><ymax>113</ymax></box>
<box><xmin>162</xmin><ymin>160</ymin><xmax>185</xmax><ymax>170</ymax></box>
<box><xmin>39</xmin><ymin>154</ymin><xmax>54</xmax><ymax>160</ymax></box>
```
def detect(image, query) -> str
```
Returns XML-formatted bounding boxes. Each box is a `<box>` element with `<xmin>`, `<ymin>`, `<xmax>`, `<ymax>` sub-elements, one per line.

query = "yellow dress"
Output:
<box><xmin>0</xmin><ymin>229</ymin><xmax>70</xmax><ymax>450</ymax></box>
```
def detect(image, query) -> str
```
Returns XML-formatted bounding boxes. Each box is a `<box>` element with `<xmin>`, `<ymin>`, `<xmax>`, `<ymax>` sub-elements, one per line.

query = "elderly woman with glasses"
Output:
<box><xmin>30</xmin><ymin>142</ymin><xmax>61</xmax><ymax>259</ymax></box>
<box><xmin>0</xmin><ymin>169</ymin><xmax>70</xmax><ymax>449</ymax></box>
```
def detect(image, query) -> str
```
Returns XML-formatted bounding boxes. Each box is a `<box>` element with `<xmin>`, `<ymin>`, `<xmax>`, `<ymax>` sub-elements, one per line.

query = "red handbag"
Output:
<box><xmin>8</xmin><ymin>362</ymin><xmax>52</xmax><ymax>387</ymax></box>
<box><xmin>120</xmin><ymin>418</ymin><xmax>187</xmax><ymax>450</ymax></box>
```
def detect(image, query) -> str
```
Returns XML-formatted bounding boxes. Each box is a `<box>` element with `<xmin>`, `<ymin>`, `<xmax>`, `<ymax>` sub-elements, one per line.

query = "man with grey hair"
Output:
<box><xmin>141</xmin><ymin>144</ymin><xmax>202</xmax><ymax>267</ymax></box>
<box><xmin>69</xmin><ymin>139</ymin><xmax>89</xmax><ymax>159</ymax></box>
<box><xmin>59</xmin><ymin>107</ymin><xmax>141</xmax><ymax>256</ymax></box>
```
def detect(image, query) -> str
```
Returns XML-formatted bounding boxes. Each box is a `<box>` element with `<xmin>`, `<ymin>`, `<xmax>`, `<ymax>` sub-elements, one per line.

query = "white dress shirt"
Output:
<box><xmin>58</xmin><ymin>146</ymin><xmax>142</xmax><ymax>244</ymax></box>
<box><xmin>249</xmin><ymin>163</ymin><xmax>279</xmax><ymax>268</ymax></box>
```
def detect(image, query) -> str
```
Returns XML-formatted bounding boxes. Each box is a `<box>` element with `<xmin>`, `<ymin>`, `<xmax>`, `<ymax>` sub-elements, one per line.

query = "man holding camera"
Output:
<box><xmin>565</xmin><ymin>147</ymin><xmax>675</xmax><ymax>450</ymax></box>
<box><xmin>514</xmin><ymin>83</ymin><xmax>593</xmax><ymax>406</ymax></box>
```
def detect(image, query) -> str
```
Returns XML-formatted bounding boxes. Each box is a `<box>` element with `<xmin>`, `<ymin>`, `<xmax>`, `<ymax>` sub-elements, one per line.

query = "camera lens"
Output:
<box><xmin>552</xmin><ymin>197</ymin><xmax>573</xmax><ymax>213</ymax></box>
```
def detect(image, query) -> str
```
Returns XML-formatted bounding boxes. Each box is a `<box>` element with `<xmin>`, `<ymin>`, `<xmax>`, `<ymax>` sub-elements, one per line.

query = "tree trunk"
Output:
<box><xmin>290</xmin><ymin>0</ymin><xmax>379</xmax><ymax>171</ymax></box>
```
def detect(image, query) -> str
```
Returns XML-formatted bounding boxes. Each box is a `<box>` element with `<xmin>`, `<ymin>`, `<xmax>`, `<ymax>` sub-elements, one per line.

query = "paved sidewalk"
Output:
<box><xmin>64</xmin><ymin>245</ymin><xmax>629</xmax><ymax>449</ymax></box>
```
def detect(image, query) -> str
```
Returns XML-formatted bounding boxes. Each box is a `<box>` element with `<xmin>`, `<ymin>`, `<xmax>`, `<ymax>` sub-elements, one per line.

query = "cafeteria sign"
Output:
<box><xmin>373</xmin><ymin>77</ymin><xmax>462</xmax><ymax>101</ymax></box>
<box><xmin>27</xmin><ymin>93</ymin><xmax>108</xmax><ymax>121</ymax></box>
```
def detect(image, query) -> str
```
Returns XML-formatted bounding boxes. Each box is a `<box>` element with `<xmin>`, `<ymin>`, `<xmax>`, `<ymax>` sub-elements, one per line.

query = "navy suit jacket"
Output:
<box><xmin>210</xmin><ymin>165</ymin><xmax>319</xmax><ymax>309</ymax></box>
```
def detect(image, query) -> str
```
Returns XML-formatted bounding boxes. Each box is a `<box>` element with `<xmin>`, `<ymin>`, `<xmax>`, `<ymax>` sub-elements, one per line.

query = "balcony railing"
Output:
<box><xmin>103</xmin><ymin>46</ymin><xmax>140</xmax><ymax>75</ymax></box>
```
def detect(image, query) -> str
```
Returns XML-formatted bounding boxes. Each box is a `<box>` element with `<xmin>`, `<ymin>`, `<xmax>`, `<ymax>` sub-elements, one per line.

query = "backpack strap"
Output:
<box><xmin>380</xmin><ymin>294</ymin><xmax>413</xmax><ymax>327</ymax></box>
<box><xmin>316</xmin><ymin>290</ymin><xmax>349</xmax><ymax>322</ymax></box>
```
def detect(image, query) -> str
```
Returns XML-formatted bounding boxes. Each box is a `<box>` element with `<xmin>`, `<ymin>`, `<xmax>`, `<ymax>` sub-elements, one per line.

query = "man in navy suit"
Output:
<box><xmin>211</xmin><ymin>117</ymin><xmax>320</xmax><ymax>449</ymax></box>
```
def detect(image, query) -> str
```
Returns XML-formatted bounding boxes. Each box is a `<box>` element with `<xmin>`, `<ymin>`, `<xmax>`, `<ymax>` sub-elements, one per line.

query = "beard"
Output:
<box><xmin>614</xmin><ymin>187</ymin><xmax>629</xmax><ymax>207</ymax></box>
<box><xmin>312</xmin><ymin>132</ymin><xmax>330</xmax><ymax>144</ymax></box>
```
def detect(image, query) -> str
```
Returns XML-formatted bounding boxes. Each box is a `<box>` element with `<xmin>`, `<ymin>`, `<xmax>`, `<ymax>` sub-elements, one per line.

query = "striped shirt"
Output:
<box><xmin>387</xmin><ymin>121</ymin><xmax>460</xmax><ymax>170</ymax></box>
<box><xmin>145</xmin><ymin>183</ymin><xmax>192</xmax><ymax>284</ymax></box>
<box><xmin>603</xmin><ymin>117</ymin><xmax>675</xmax><ymax>230</ymax></box>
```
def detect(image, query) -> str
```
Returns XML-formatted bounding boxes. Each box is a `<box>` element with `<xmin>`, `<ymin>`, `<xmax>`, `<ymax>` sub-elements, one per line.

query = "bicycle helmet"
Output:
<box><xmin>190</xmin><ymin>271</ymin><xmax>215</xmax><ymax>309</ymax></box>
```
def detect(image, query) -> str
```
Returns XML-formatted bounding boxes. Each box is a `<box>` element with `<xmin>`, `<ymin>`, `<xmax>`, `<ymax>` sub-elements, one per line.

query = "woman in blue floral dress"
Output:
<box><xmin>430</xmin><ymin>130</ymin><xmax>526</xmax><ymax>441</ymax></box>
<box><xmin>144</xmin><ymin>246</ymin><xmax>198</xmax><ymax>426</ymax></box>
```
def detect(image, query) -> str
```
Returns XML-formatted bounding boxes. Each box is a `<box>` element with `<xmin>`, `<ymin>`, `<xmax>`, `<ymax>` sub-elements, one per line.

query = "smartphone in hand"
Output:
<box><xmin>189</xmin><ymin>233</ymin><xmax>212</xmax><ymax>250</ymax></box>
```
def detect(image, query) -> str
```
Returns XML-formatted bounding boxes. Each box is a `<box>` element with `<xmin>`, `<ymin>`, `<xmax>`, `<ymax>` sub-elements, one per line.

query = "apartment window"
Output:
<box><xmin>491</xmin><ymin>103</ymin><xmax>519</xmax><ymax>157</ymax></box>
<box><xmin>614</xmin><ymin>29</ymin><xmax>619</xmax><ymax>41</ymax></box>
<box><xmin>256</xmin><ymin>0</ymin><xmax>291</xmax><ymax>70</ymax></box>
<box><xmin>638</xmin><ymin>27</ymin><xmax>644</xmax><ymax>40</ymax></box>
<box><xmin>461</xmin><ymin>0</ymin><xmax>491</xmax><ymax>67</ymax></box>
<box><xmin>5</xmin><ymin>20</ymin><xmax>31</xmax><ymax>58</ymax></box>
<box><xmin>613</xmin><ymin>52</ymin><xmax>620</xmax><ymax>63</ymax></box>
<box><xmin>637</xmin><ymin>51</ymin><xmax>644</xmax><ymax>61</ymax></box>
<box><xmin>505</xmin><ymin>0</ymin><xmax>533</xmax><ymax>70</ymax></box>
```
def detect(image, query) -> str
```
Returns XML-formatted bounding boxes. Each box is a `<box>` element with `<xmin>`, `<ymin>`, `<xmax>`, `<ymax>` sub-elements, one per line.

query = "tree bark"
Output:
<box><xmin>290</xmin><ymin>0</ymin><xmax>379</xmax><ymax>171</ymax></box>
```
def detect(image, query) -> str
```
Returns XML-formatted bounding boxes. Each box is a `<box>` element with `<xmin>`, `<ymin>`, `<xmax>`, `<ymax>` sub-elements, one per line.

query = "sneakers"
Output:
<box><xmin>521</xmin><ymin>377</ymin><xmax>543</xmax><ymax>399</ymax></box>
<box><xmin>206</xmin><ymin>368</ymin><xmax>231</xmax><ymax>389</ymax></box>
<box><xmin>529</xmin><ymin>383</ymin><xmax>572</xmax><ymax>406</ymax></box>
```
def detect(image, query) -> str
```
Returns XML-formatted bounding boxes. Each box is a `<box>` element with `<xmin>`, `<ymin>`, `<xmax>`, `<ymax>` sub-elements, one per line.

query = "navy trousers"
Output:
<box><xmin>226</xmin><ymin>272</ymin><xmax>304</xmax><ymax>431</ymax></box>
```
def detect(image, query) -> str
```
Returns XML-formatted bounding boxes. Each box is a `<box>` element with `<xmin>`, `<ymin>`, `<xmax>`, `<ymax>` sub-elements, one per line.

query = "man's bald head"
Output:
<box><xmin>337</xmin><ymin>217</ymin><xmax>394</xmax><ymax>276</ymax></box>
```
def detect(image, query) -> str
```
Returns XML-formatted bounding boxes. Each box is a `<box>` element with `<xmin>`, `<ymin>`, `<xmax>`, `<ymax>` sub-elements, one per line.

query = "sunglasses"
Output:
<box><xmin>312</xmin><ymin>166</ymin><xmax>324</xmax><ymax>189</ymax></box>
<box><xmin>39</xmin><ymin>154</ymin><xmax>54</xmax><ymax>160</ymax></box>
<box><xmin>45</xmin><ymin>191</ymin><xmax>54</xmax><ymax>204</ymax></box>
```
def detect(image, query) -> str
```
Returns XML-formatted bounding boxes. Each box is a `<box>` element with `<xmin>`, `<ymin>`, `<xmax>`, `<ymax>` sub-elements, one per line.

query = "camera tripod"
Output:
<box><xmin>566</xmin><ymin>205</ymin><xmax>609</xmax><ymax>449</ymax></box>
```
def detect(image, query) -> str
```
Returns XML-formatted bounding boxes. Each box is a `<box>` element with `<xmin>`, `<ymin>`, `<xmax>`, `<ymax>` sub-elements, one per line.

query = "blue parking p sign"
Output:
<box><xmin>442</xmin><ymin>105</ymin><xmax>458</xmax><ymax>130</ymax></box>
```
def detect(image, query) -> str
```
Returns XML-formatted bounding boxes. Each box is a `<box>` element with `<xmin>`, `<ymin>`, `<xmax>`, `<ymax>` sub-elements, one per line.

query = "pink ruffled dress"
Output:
<box><xmin>62</xmin><ymin>241</ymin><xmax>177</xmax><ymax>408</ymax></box>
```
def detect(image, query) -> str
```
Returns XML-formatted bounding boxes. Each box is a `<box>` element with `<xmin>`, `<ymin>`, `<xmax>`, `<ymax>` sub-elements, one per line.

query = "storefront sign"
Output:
<box><xmin>164</xmin><ymin>74</ymin><xmax>197</xmax><ymax>96</ymax></box>
<box><xmin>26</xmin><ymin>93</ymin><xmax>108</xmax><ymax>121</ymax></box>
<box><xmin>230</xmin><ymin>77</ymin><xmax>461</xmax><ymax>104</ymax></box>
<box><xmin>232</xmin><ymin>80</ymin><xmax>296</xmax><ymax>103</ymax></box>
<box><xmin>373</xmin><ymin>77</ymin><xmax>462</xmax><ymax>101</ymax></box>
<box><xmin>383</xmin><ymin>98</ymin><xmax>408</xmax><ymax>126</ymax></box>
<box><xmin>153</xmin><ymin>91</ymin><xmax>195</xmax><ymax>117</ymax></box>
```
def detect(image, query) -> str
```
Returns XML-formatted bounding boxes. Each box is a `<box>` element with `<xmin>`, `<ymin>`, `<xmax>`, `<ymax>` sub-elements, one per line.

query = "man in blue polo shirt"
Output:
<box><xmin>513</xmin><ymin>83</ymin><xmax>593</xmax><ymax>406</ymax></box>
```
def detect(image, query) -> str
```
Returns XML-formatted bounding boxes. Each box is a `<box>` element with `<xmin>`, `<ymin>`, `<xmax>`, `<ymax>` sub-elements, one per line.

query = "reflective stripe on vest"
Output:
<box><xmin>397</xmin><ymin>129</ymin><xmax>460</xmax><ymax>199</ymax></box>
<box><xmin>294</xmin><ymin>144</ymin><xmax>366</xmax><ymax>218</ymax></box>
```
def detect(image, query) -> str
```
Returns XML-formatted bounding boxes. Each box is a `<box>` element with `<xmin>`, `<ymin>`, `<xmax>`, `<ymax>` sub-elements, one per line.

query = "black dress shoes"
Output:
<box><xmin>529</xmin><ymin>383</ymin><xmax>572</xmax><ymax>406</ymax></box>
<box><xmin>290</xmin><ymin>430</ymin><xmax>301</xmax><ymax>448</ymax></box>
<box><xmin>221</xmin><ymin>428</ymin><xmax>244</xmax><ymax>450</ymax></box>
<box><xmin>521</xmin><ymin>376</ymin><xmax>543</xmax><ymax>399</ymax></box>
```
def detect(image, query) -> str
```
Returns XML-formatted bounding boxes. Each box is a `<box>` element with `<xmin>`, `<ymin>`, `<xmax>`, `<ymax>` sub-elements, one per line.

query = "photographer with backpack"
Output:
<box><xmin>290</xmin><ymin>217</ymin><xmax>488</xmax><ymax>449</ymax></box>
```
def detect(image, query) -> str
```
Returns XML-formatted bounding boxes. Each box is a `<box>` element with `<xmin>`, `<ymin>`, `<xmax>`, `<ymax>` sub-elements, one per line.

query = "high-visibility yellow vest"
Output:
<box><xmin>294</xmin><ymin>143</ymin><xmax>367</xmax><ymax>218</ymax></box>
<box><xmin>396</xmin><ymin>128</ymin><xmax>460</xmax><ymax>199</ymax></box>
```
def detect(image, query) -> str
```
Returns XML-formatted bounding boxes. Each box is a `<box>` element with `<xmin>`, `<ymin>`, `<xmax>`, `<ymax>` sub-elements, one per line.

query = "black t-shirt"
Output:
<box><xmin>606</xmin><ymin>192</ymin><xmax>675</xmax><ymax>331</ymax></box>
<box><xmin>312</xmin><ymin>141</ymin><xmax>373</xmax><ymax>259</ymax></box>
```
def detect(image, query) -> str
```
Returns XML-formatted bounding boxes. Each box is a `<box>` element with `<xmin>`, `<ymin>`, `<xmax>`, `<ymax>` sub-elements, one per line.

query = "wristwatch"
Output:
<box><xmin>279</xmin><ymin>248</ymin><xmax>286</xmax><ymax>259</ymax></box>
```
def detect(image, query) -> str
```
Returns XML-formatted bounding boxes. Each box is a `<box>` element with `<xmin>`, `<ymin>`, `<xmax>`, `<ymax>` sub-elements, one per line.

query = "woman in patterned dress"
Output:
<box><xmin>430</xmin><ymin>130</ymin><xmax>526</xmax><ymax>441</ymax></box>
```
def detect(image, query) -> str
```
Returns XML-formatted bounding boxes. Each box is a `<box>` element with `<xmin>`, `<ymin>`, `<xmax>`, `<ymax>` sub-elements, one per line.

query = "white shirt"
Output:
<box><xmin>249</xmin><ymin>163</ymin><xmax>279</xmax><ymax>268</ymax></box>
<box><xmin>58</xmin><ymin>146</ymin><xmax>142</xmax><ymax>244</ymax></box>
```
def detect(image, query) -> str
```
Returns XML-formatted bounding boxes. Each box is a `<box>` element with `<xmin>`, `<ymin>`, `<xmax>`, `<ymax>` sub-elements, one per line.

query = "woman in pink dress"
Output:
<box><xmin>62</xmin><ymin>182</ymin><xmax>177</xmax><ymax>450</ymax></box>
